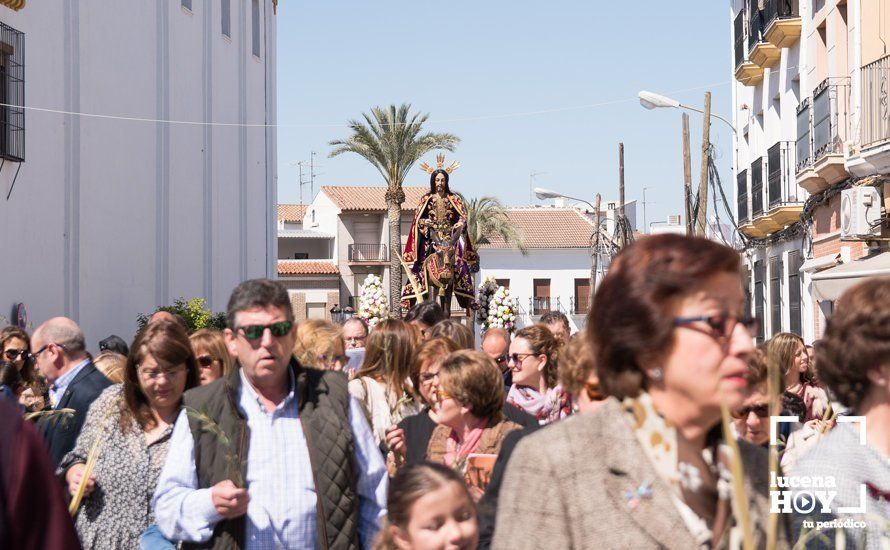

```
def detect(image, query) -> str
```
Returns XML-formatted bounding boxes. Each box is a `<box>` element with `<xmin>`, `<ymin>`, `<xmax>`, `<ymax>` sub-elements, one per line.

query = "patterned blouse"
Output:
<box><xmin>58</xmin><ymin>385</ymin><xmax>174</xmax><ymax>549</ymax></box>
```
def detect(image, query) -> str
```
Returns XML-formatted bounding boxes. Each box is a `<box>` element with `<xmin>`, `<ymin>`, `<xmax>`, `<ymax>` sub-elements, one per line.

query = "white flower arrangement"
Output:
<box><xmin>357</xmin><ymin>274</ymin><xmax>388</xmax><ymax>328</ymax></box>
<box><xmin>476</xmin><ymin>276</ymin><xmax>518</xmax><ymax>333</ymax></box>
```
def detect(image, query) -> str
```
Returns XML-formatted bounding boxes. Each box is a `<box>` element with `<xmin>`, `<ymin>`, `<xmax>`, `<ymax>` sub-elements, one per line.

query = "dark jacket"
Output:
<box><xmin>38</xmin><ymin>361</ymin><xmax>111</xmax><ymax>467</ymax></box>
<box><xmin>0</xmin><ymin>399</ymin><xmax>80</xmax><ymax>550</ymax></box>
<box><xmin>477</xmin><ymin>425</ymin><xmax>540</xmax><ymax>550</ymax></box>
<box><xmin>400</xmin><ymin>403</ymin><xmax>538</xmax><ymax>465</ymax></box>
<box><xmin>182</xmin><ymin>359</ymin><xmax>359</xmax><ymax>550</ymax></box>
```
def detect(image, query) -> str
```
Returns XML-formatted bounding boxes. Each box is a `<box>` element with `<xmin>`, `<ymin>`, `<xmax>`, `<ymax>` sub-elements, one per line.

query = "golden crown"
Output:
<box><xmin>420</xmin><ymin>153</ymin><xmax>460</xmax><ymax>175</ymax></box>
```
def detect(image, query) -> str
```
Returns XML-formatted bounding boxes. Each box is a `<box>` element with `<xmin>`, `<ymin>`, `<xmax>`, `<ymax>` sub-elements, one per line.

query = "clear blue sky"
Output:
<box><xmin>276</xmin><ymin>1</ymin><xmax>735</xmax><ymax>230</ymax></box>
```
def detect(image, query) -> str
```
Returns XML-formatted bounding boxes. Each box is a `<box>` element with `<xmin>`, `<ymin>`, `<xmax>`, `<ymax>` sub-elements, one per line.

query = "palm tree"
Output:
<box><xmin>329</xmin><ymin>104</ymin><xmax>459</xmax><ymax>316</ymax></box>
<box><xmin>462</xmin><ymin>195</ymin><xmax>528</xmax><ymax>254</ymax></box>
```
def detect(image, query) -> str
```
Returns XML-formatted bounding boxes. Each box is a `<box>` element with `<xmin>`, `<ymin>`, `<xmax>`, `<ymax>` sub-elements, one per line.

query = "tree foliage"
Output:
<box><xmin>461</xmin><ymin>195</ymin><xmax>528</xmax><ymax>254</ymax></box>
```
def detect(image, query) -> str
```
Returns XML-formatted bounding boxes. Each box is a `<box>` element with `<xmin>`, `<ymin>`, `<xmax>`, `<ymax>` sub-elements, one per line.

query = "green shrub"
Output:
<box><xmin>136</xmin><ymin>297</ymin><xmax>227</xmax><ymax>334</ymax></box>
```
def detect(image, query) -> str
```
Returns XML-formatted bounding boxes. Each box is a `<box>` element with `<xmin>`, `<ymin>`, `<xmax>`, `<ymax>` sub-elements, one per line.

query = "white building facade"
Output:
<box><xmin>0</xmin><ymin>1</ymin><xmax>277</xmax><ymax>342</ymax></box>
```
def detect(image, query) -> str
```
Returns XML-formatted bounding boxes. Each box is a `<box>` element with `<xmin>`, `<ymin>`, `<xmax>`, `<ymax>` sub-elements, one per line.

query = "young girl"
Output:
<box><xmin>375</xmin><ymin>462</ymin><xmax>479</xmax><ymax>550</ymax></box>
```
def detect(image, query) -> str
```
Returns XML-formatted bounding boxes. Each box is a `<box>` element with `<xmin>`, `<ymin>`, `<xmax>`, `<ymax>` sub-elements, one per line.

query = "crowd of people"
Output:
<box><xmin>0</xmin><ymin>233</ymin><xmax>887</xmax><ymax>549</ymax></box>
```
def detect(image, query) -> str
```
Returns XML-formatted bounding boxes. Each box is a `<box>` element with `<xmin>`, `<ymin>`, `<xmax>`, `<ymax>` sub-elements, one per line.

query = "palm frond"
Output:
<box><xmin>461</xmin><ymin>194</ymin><xmax>528</xmax><ymax>255</ymax></box>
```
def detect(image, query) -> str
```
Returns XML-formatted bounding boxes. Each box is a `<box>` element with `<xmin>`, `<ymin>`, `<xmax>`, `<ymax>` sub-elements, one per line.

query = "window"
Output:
<box><xmin>0</xmin><ymin>22</ymin><xmax>24</xmax><ymax>162</ymax></box>
<box><xmin>754</xmin><ymin>260</ymin><xmax>765</xmax><ymax>344</ymax></box>
<box><xmin>221</xmin><ymin>0</ymin><xmax>231</xmax><ymax>37</ymax></box>
<box><xmin>769</xmin><ymin>255</ymin><xmax>783</xmax><ymax>337</ymax></box>
<box><xmin>574</xmin><ymin>278</ymin><xmax>591</xmax><ymax>315</ymax></box>
<box><xmin>788</xmin><ymin>251</ymin><xmax>802</xmax><ymax>336</ymax></box>
<box><xmin>533</xmin><ymin>279</ymin><xmax>551</xmax><ymax>315</ymax></box>
<box><xmin>495</xmin><ymin>279</ymin><xmax>510</xmax><ymax>290</ymax></box>
<box><xmin>251</xmin><ymin>0</ymin><xmax>260</xmax><ymax>57</ymax></box>
<box><xmin>181</xmin><ymin>0</ymin><xmax>192</xmax><ymax>11</ymax></box>
<box><xmin>307</xmin><ymin>303</ymin><xmax>326</xmax><ymax>320</ymax></box>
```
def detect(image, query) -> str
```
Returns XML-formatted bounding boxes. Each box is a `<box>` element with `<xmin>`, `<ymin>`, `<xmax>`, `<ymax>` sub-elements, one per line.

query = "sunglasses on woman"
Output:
<box><xmin>731</xmin><ymin>403</ymin><xmax>770</xmax><ymax>419</ymax></box>
<box><xmin>196</xmin><ymin>355</ymin><xmax>216</xmax><ymax>368</ymax></box>
<box><xmin>4</xmin><ymin>349</ymin><xmax>27</xmax><ymax>361</ymax></box>
<box><xmin>237</xmin><ymin>321</ymin><xmax>293</xmax><ymax>341</ymax></box>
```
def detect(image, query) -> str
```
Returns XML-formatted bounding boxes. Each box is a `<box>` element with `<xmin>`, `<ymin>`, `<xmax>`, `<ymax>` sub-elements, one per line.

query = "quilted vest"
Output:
<box><xmin>182</xmin><ymin>359</ymin><xmax>359</xmax><ymax>550</ymax></box>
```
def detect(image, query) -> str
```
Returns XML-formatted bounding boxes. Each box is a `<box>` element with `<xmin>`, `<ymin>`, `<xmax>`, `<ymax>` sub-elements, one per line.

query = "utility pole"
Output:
<box><xmin>310</xmin><ymin>151</ymin><xmax>317</xmax><ymax>201</ymax></box>
<box><xmin>590</xmin><ymin>193</ymin><xmax>602</xmax><ymax>309</ymax></box>
<box><xmin>618</xmin><ymin>142</ymin><xmax>627</xmax><ymax>249</ymax></box>
<box><xmin>695</xmin><ymin>92</ymin><xmax>712</xmax><ymax>237</ymax></box>
<box><xmin>297</xmin><ymin>161</ymin><xmax>307</xmax><ymax>204</ymax></box>
<box><xmin>682</xmin><ymin>113</ymin><xmax>693</xmax><ymax>236</ymax></box>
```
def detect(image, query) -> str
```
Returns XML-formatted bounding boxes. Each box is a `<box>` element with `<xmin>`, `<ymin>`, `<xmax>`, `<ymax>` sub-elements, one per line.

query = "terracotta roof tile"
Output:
<box><xmin>320</xmin><ymin>186</ymin><xmax>429</xmax><ymax>211</ymax></box>
<box><xmin>479</xmin><ymin>208</ymin><xmax>595</xmax><ymax>249</ymax></box>
<box><xmin>277</xmin><ymin>260</ymin><xmax>340</xmax><ymax>276</ymax></box>
<box><xmin>277</xmin><ymin>204</ymin><xmax>307</xmax><ymax>222</ymax></box>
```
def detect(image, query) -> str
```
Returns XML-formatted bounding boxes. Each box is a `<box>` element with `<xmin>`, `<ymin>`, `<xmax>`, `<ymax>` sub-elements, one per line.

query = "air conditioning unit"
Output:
<box><xmin>840</xmin><ymin>186</ymin><xmax>882</xmax><ymax>240</ymax></box>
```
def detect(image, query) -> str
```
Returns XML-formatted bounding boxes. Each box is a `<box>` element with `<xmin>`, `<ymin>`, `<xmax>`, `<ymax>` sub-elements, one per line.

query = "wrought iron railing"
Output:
<box><xmin>734</xmin><ymin>10</ymin><xmax>746</xmax><ymax>69</ymax></box>
<box><xmin>747</xmin><ymin>0</ymin><xmax>762</xmax><ymax>53</ymax></box>
<box><xmin>861</xmin><ymin>54</ymin><xmax>890</xmax><ymax>149</ymax></box>
<box><xmin>348</xmin><ymin>243</ymin><xmax>388</xmax><ymax>262</ymax></box>
<box><xmin>795</xmin><ymin>98</ymin><xmax>812</xmax><ymax>172</ymax></box>
<box><xmin>762</xmin><ymin>0</ymin><xmax>799</xmax><ymax>30</ymax></box>
<box><xmin>751</xmin><ymin>157</ymin><xmax>764</xmax><ymax>218</ymax></box>
<box><xmin>737</xmin><ymin>169</ymin><xmax>749</xmax><ymax>225</ymax></box>
<box><xmin>812</xmin><ymin>77</ymin><xmax>850</xmax><ymax>160</ymax></box>
<box><xmin>766</xmin><ymin>141</ymin><xmax>800</xmax><ymax>208</ymax></box>
<box><xmin>531</xmin><ymin>297</ymin><xmax>551</xmax><ymax>315</ymax></box>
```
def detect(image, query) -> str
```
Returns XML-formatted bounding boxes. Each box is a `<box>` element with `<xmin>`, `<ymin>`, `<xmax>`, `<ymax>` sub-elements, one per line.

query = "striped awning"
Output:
<box><xmin>1</xmin><ymin>0</ymin><xmax>25</xmax><ymax>11</ymax></box>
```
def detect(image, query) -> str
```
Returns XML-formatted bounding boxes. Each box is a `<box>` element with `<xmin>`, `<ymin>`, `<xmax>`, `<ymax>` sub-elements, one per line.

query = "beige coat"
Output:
<box><xmin>492</xmin><ymin>398</ymin><xmax>789</xmax><ymax>550</ymax></box>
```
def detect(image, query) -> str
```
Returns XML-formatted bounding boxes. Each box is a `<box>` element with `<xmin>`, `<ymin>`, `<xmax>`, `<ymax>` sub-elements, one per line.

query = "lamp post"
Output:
<box><xmin>330</xmin><ymin>305</ymin><xmax>343</xmax><ymax>324</ymax></box>
<box><xmin>642</xmin><ymin>186</ymin><xmax>653</xmax><ymax>234</ymax></box>
<box><xmin>535</xmin><ymin>187</ymin><xmax>602</xmax><ymax>312</ymax></box>
<box><xmin>638</xmin><ymin>91</ymin><xmax>737</xmax><ymax>134</ymax></box>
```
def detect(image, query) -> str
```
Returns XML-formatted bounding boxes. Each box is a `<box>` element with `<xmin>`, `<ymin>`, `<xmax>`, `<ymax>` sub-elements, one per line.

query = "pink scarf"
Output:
<box><xmin>443</xmin><ymin>417</ymin><xmax>488</xmax><ymax>468</ymax></box>
<box><xmin>507</xmin><ymin>384</ymin><xmax>572</xmax><ymax>425</ymax></box>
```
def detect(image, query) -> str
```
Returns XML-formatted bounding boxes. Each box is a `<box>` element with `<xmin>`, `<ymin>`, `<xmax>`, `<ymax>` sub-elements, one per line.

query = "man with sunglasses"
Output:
<box><xmin>154</xmin><ymin>279</ymin><xmax>387</xmax><ymax>549</ymax></box>
<box><xmin>31</xmin><ymin>317</ymin><xmax>111</xmax><ymax>467</ymax></box>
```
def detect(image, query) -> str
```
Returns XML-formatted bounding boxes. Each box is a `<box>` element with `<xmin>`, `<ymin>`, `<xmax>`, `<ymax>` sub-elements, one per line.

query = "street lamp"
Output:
<box><xmin>330</xmin><ymin>305</ymin><xmax>343</xmax><ymax>324</ymax></box>
<box><xmin>638</xmin><ymin>90</ymin><xmax>737</xmax><ymax>134</ymax></box>
<box><xmin>534</xmin><ymin>187</ymin><xmax>597</xmax><ymax>212</ymax></box>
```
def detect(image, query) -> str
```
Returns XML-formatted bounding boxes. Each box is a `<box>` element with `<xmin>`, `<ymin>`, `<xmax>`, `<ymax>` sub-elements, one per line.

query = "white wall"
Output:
<box><xmin>477</xmin><ymin>248</ymin><xmax>592</xmax><ymax>333</ymax></box>
<box><xmin>0</xmin><ymin>1</ymin><xmax>276</xmax><ymax>344</ymax></box>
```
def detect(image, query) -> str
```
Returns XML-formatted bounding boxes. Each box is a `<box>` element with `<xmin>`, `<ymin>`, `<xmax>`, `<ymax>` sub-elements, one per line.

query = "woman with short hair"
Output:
<box><xmin>188</xmin><ymin>329</ymin><xmax>233</xmax><ymax>385</ymax></box>
<box><xmin>59</xmin><ymin>320</ymin><xmax>199</xmax><ymax>548</ymax></box>
<box><xmin>494</xmin><ymin>234</ymin><xmax>785</xmax><ymax>549</ymax></box>
<box><xmin>792</xmin><ymin>277</ymin><xmax>890</xmax><ymax>549</ymax></box>
<box><xmin>292</xmin><ymin>319</ymin><xmax>347</xmax><ymax>372</ymax></box>
<box><xmin>428</xmin><ymin>319</ymin><xmax>474</xmax><ymax>350</ymax></box>
<box><xmin>426</xmin><ymin>350</ymin><xmax>521</xmax><ymax>499</ymax></box>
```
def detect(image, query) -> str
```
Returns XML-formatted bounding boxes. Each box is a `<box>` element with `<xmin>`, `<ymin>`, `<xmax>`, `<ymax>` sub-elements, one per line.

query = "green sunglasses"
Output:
<box><xmin>237</xmin><ymin>321</ymin><xmax>294</xmax><ymax>341</ymax></box>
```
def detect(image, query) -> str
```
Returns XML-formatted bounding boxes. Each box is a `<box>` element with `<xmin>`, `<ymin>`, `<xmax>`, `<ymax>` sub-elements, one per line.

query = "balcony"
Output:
<box><xmin>347</xmin><ymin>243</ymin><xmax>388</xmax><ymax>265</ymax></box>
<box><xmin>853</xmin><ymin>55</ymin><xmax>890</xmax><ymax>175</ymax></box>
<box><xmin>796</xmin><ymin>79</ymin><xmax>850</xmax><ymax>193</ymax></box>
<box><xmin>764</xmin><ymin>141</ymin><xmax>803</xmax><ymax>227</ymax></box>
<box><xmin>531</xmin><ymin>297</ymin><xmax>551</xmax><ymax>316</ymax></box>
<box><xmin>741</xmin><ymin>157</ymin><xmax>774</xmax><ymax>238</ymax></box>
<box><xmin>734</xmin><ymin>9</ymin><xmax>764</xmax><ymax>86</ymax></box>
<box><xmin>737</xmin><ymin>169</ymin><xmax>749</xmax><ymax>226</ymax></box>
<box><xmin>747</xmin><ymin>0</ymin><xmax>781</xmax><ymax>69</ymax></box>
<box><xmin>762</xmin><ymin>0</ymin><xmax>801</xmax><ymax>49</ymax></box>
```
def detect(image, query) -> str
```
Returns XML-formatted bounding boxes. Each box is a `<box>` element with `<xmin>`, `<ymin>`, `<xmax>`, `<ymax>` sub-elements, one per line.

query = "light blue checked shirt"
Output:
<box><xmin>49</xmin><ymin>358</ymin><xmax>89</xmax><ymax>407</ymax></box>
<box><xmin>153</xmin><ymin>369</ymin><xmax>388</xmax><ymax>549</ymax></box>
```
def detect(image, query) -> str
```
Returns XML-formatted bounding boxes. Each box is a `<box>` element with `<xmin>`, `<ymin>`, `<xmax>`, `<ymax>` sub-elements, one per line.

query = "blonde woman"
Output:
<box><xmin>349</xmin><ymin>319</ymin><xmax>423</xmax><ymax>444</ymax></box>
<box><xmin>188</xmin><ymin>329</ymin><xmax>233</xmax><ymax>386</ymax></box>
<box><xmin>93</xmin><ymin>351</ymin><xmax>127</xmax><ymax>384</ymax></box>
<box><xmin>293</xmin><ymin>319</ymin><xmax>348</xmax><ymax>371</ymax></box>
<box><xmin>767</xmin><ymin>332</ymin><xmax>829</xmax><ymax>423</ymax></box>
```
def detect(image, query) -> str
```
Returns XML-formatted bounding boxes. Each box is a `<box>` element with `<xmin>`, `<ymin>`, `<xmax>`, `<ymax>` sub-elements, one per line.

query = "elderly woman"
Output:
<box><xmin>505</xmin><ymin>324</ymin><xmax>571</xmax><ymax>424</ymax></box>
<box><xmin>426</xmin><ymin>350</ymin><xmax>521</xmax><ymax>500</ymax></box>
<box><xmin>59</xmin><ymin>320</ymin><xmax>199</xmax><ymax>548</ymax></box>
<box><xmin>349</xmin><ymin>319</ymin><xmax>423</xmax><ymax>445</ymax></box>
<box><xmin>732</xmin><ymin>349</ymin><xmax>770</xmax><ymax>447</ymax></box>
<box><xmin>493</xmin><ymin>234</ymin><xmax>785</xmax><ymax>549</ymax></box>
<box><xmin>792</xmin><ymin>277</ymin><xmax>890</xmax><ymax>549</ymax></box>
<box><xmin>292</xmin><ymin>319</ymin><xmax>348</xmax><ymax>372</ymax></box>
<box><xmin>189</xmin><ymin>328</ymin><xmax>234</xmax><ymax>385</ymax></box>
